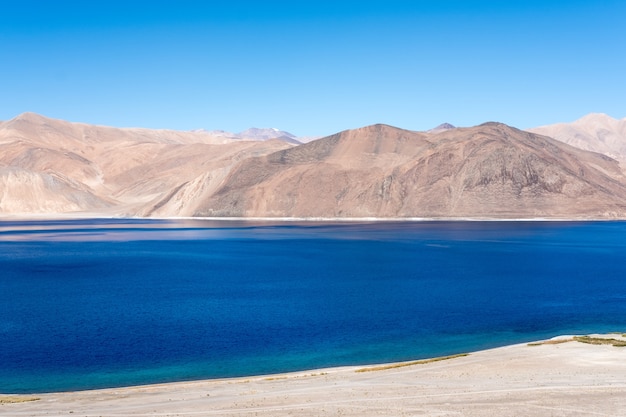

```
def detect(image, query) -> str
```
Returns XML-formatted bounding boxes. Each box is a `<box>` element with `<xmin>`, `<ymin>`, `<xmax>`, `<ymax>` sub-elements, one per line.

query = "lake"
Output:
<box><xmin>1</xmin><ymin>219</ymin><xmax>625</xmax><ymax>393</ymax></box>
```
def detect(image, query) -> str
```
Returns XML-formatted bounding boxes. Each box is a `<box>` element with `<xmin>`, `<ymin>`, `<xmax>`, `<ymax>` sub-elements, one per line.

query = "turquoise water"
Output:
<box><xmin>1</xmin><ymin>219</ymin><xmax>625</xmax><ymax>393</ymax></box>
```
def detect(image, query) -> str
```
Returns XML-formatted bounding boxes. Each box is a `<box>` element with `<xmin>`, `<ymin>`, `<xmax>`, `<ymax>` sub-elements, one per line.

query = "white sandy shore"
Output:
<box><xmin>3</xmin><ymin>334</ymin><xmax>626</xmax><ymax>417</ymax></box>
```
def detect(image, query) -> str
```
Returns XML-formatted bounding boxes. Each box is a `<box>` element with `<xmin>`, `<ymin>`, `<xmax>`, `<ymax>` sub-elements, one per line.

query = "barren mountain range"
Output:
<box><xmin>0</xmin><ymin>113</ymin><xmax>293</xmax><ymax>215</ymax></box>
<box><xmin>1</xmin><ymin>112</ymin><xmax>626</xmax><ymax>219</ymax></box>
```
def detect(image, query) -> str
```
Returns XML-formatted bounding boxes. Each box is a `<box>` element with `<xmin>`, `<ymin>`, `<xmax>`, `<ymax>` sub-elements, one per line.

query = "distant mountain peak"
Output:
<box><xmin>11</xmin><ymin>111</ymin><xmax>50</xmax><ymax>124</ymax></box>
<box><xmin>427</xmin><ymin>123</ymin><xmax>456</xmax><ymax>133</ymax></box>
<box><xmin>350</xmin><ymin>123</ymin><xmax>403</xmax><ymax>133</ymax></box>
<box><xmin>579</xmin><ymin>112</ymin><xmax>612</xmax><ymax>120</ymax></box>
<box><xmin>575</xmin><ymin>113</ymin><xmax>620</xmax><ymax>126</ymax></box>
<box><xmin>528</xmin><ymin>112</ymin><xmax>626</xmax><ymax>163</ymax></box>
<box><xmin>238</xmin><ymin>127</ymin><xmax>297</xmax><ymax>141</ymax></box>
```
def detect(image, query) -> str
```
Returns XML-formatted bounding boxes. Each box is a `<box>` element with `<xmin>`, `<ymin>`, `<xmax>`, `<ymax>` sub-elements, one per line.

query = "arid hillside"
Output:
<box><xmin>528</xmin><ymin>113</ymin><xmax>626</xmax><ymax>165</ymax></box>
<box><xmin>198</xmin><ymin>123</ymin><xmax>626</xmax><ymax>218</ymax></box>
<box><xmin>0</xmin><ymin>113</ymin><xmax>292</xmax><ymax>216</ymax></box>
<box><xmin>2</xmin><ymin>113</ymin><xmax>626</xmax><ymax>218</ymax></box>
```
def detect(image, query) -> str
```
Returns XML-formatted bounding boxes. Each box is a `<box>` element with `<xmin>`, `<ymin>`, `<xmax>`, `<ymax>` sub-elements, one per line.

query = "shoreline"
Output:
<box><xmin>2</xmin><ymin>213</ymin><xmax>626</xmax><ymax>222</ymax></box>
<box><xmin>4</xmin><ymin>333</ymin><xmax>626</xmax><ymax>416</ymax></box>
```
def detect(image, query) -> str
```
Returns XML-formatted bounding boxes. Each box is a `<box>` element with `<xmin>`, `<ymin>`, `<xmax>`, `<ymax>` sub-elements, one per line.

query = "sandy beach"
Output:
<box><xmin>2</xmin><ymin>334</ymin><xmax>626</xmax><ymax>417</ymax></box>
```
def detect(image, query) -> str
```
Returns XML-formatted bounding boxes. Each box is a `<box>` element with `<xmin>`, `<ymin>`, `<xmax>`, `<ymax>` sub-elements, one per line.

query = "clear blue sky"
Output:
<box><xmin>1</xmin><ymin>0</ymin><xmax>624</xmax><ymax>136</ymax></box>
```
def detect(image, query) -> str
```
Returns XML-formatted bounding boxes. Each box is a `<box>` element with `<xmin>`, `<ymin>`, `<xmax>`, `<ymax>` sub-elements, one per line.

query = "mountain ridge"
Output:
<box><xmin>2</xmin><ymin>112</ymin><xmax>626</xmax><ymax>219</ymax></box>
<box><xmin>528</xmin><ymin>113</ymin><xmax>626</xmax><ymax>164</ymax></box>
<box><xmin>0</xmin><ymin>113</ymin><xmax>294</xmax><ymax>216</ymax></box>
<box><xmin>195</xmin><ymin>122</ymin><xmax>626</xmax><ymax>218</ymax></box>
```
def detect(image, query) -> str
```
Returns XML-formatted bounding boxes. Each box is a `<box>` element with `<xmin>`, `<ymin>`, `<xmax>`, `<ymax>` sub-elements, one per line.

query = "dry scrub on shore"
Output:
<box><xmin>0</xmin><ymin>396</ymin><xmax>40</xmax><ymax>404</ymax></box>
<box><xmin>528</xmin><ymin>334</ymin><xmax>626</xmax><ymax>347</ymax></box>
<box><xmin>573</xmin><ymin>335</ymin><xmax>626</xmax><ymax>346</ymax></box>
<box><xmin>355</xmin><ymin>353</ymin><xmax>469</xmax><ymax>372</ymax></box>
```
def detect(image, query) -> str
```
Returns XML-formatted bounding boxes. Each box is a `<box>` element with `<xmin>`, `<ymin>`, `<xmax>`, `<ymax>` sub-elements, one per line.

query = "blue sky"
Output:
<box><xmin>1</xmin><ymin>0</ymin><xmax>624</xmax><ymax>136</ymax></box>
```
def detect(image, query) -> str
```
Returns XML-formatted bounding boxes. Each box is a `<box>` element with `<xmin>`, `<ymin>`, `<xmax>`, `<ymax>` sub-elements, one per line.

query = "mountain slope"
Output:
<box><xmin>3</xmin><ymin>113</ymin><xmax>626</xmax><ymax>219</ymax></box>
<box><xmin>0</xmin><ymin>113</ymin><xmax>293</xmax><ymax>216</ymax></box>
<box><xmin>196</xmin><ymin>122</ymin><xmax>626</xmax><ymax>218</ymax></box>
<box><xmin>528</xmin><ymin>113</ymin><xmax>626</xmax><ymax>165</ymax></box>
<box><xmin>238</xmin><ymin>127</ymin><xmax>299</xmax><ymax>143</ymax></box>
<box><xmin>0</xmin><ymin>167</ymin><xmax>114</xmax><ymax>214</ymax></box>
<box><xmin>192</xmin><ymin>127</ymin><xmax>301</xmax><ymax>144</ymax></box>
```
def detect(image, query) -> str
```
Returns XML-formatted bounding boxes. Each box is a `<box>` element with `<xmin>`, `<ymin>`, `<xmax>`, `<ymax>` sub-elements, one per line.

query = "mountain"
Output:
<box><xmin>0</xmin><ymin>113</ymin><xmax>292</xmax><ymax>216</ymax></box>
<box><xmin>528</xmin><ymin>113</ymin><xmax>626</xmax><ymax>165</ymax></box>
<box><xmin>238</xmin><ymin>127</ymin><xmax>299</xmax><ymax>142</ymax></box>
<box><xmin>3</xmin><ymin>112</ymin><xmax>247</xmax><ymax>146</ymax></box>
<box><xmin>192</xmin><ymin>129</ymin><xmax>240</xmax><ymax>140</ymax></box>
<box><xmin>191</xmin><ymin>127</ymin><xmax>301</xmax><ymax>145</ymax></box>
<box><xmin>427</xmin><ymin>123</ymin><xmax>456</xmax><ymax>133</ymax></box>
<box><xmin>195</xmin><ymin>122</ymin><xmax>626</xmax><ymax>219</ymax></box>
<box><xmin>2</xmin><ymin>112</ymin><xmax>626</xmax><ymax>219</ymax></box>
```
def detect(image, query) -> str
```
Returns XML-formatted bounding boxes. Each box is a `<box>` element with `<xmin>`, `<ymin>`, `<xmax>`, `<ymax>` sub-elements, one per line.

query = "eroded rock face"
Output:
<box><xmin>2</xmin><ymin>112</ymin><xmax>626</xmax><ymax>219</ymax></box>
<box><xmin>0</xmin><ymin>113</ymin><xmax>292</xmax><ymax>217</ymax></box>
<box><xmin>198</xmin><ymin>122</ymin><xmax>626</xmax><ymax>219</ymax></box>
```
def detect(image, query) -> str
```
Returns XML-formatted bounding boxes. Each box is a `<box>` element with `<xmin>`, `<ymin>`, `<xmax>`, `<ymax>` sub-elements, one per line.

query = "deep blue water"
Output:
<box><xmin>1</xmin><ymin>219</ymin><xmax>626</xmax><ymax>393</ymax></box>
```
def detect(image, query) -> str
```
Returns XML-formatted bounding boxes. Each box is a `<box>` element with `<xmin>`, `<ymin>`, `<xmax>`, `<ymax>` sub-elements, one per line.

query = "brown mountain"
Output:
<box><xmin>0</xmin><ymin>113</ymin><xmax>292</xmax><ymax>216</ymax></box>
<box><xmin>2</xmin><ymin>113</ymin><xmax>626</xmax><ymax>219</ymax></box>
<box><xmin>197</xmin><ymin>123</ymin><xmax>626</xmax><ymax>219</ymax></box>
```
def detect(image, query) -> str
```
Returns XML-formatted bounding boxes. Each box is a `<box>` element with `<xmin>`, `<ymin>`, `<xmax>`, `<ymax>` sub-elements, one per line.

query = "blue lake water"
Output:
<box><xmin>1</xmin><ymin>219</ymin><xmax>626</xmax><ymax>393</ymax></box>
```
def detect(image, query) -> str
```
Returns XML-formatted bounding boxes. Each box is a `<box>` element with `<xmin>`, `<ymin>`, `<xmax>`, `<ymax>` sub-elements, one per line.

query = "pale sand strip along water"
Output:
<box><xmin>2</xmin><ymin>214</ymin><xmax>624</xmax><ymax>221</ymax></box>
<box><xmin>3</xmin><ymin>334</ymin><xmax>626</xmax><ymax>417</ymax></box>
